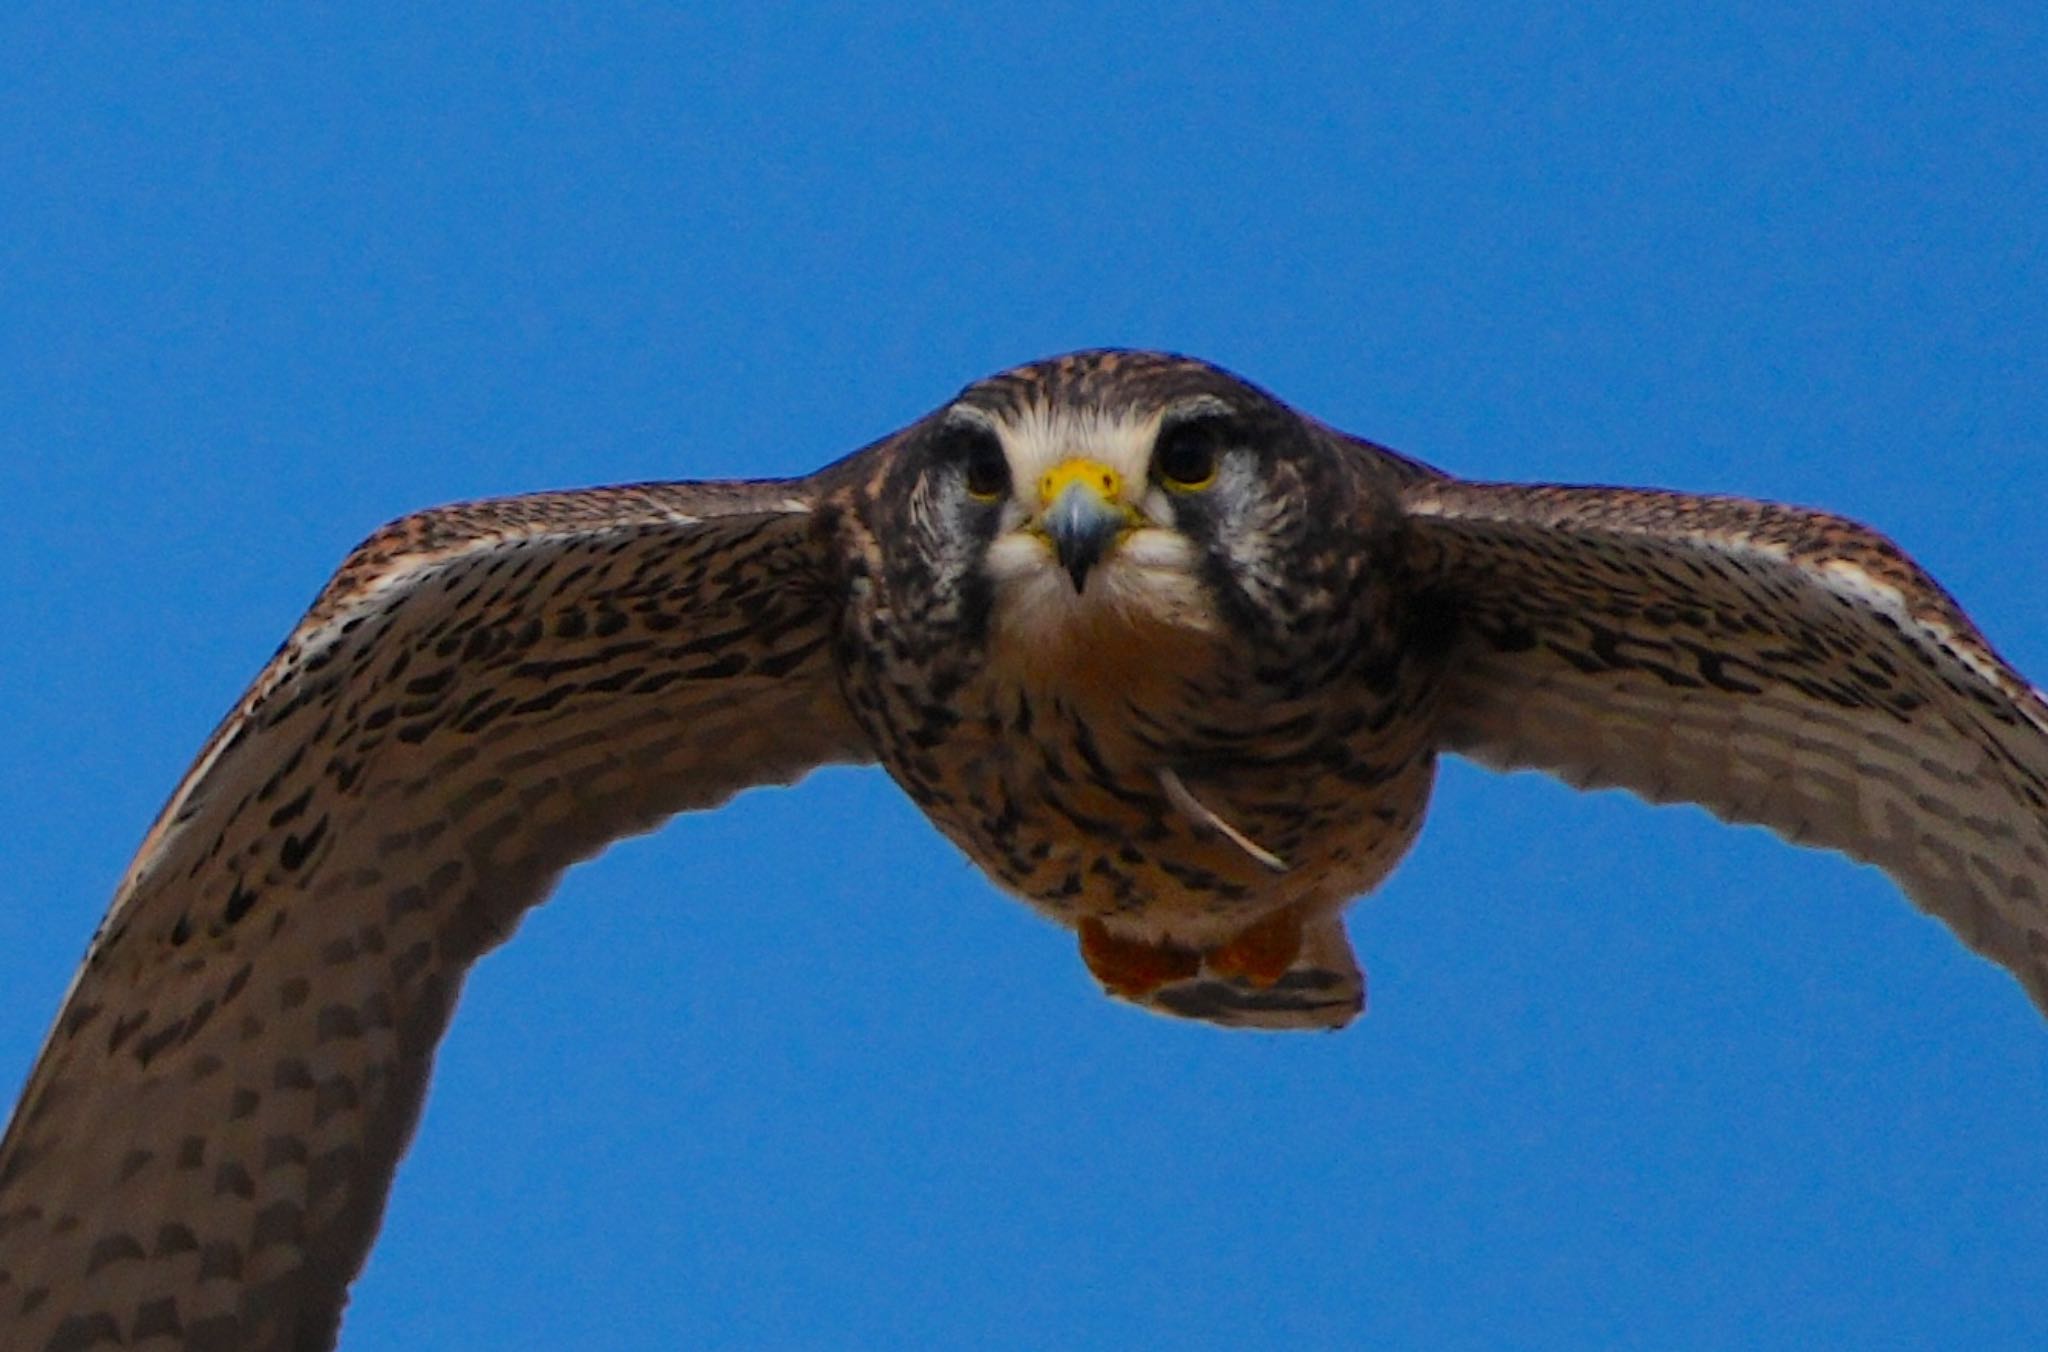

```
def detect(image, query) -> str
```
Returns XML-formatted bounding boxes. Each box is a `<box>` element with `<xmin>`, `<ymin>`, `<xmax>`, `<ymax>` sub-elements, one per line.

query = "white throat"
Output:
<box><xmin>975</xmin><ymin>402</ymin><xmax>1219</xmax><ymax>656</ymax></box>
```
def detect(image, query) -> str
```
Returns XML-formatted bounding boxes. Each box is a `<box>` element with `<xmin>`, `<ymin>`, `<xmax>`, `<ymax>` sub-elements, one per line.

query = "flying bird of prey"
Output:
<box><xmin>4</xmin><ymin>349</ymin><xmax>2046</xmax><ymax>1350</ymax></box>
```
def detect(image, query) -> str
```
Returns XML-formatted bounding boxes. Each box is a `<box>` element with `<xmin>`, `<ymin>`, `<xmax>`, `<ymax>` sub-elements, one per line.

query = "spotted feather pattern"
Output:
<box><xmin>1403</xmin><ymin>480</ymin><xmax>2048</xmax><ymax>1011</ymax></box>
<box><xmin>4</xmin><ymin>351</ymin><xmax>2045</xmax><ymax>1352</ymax></box>
<box><xmin>0</xmin><ymin>480</ymin><xmax>871</xmax><ymax>1351</ymax></box>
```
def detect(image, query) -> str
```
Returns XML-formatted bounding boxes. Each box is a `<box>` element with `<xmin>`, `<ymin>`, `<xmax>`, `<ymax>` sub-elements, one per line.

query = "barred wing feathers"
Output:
<box><xmin>0</xmin><ymin>478</ymin><xmax>872</xmax><ymax>1351</ymax></box>
<box><xmin>1405</xmin><ymin>479</ymin><xmax>2048</xmax><ymax>1013</ymax></box>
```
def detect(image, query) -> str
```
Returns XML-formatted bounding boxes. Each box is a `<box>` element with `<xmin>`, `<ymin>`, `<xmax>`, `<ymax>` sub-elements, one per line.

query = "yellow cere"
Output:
<box><xmin>1038</xmin><ymin>458</ymin><xmax>1125</xmax><ymax>508</ymax></box>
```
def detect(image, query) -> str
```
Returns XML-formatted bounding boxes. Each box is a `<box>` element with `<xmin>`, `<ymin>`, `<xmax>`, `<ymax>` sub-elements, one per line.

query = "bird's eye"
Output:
<box><xmin>946</xmin><ymin>425</ymin><xmax>1010</xmax><ymax>502</ymax></box>
<box><xmin>1153</xmin><ymin>417</ymin><xmax>1230</xmax><ymax>491</ymax></box>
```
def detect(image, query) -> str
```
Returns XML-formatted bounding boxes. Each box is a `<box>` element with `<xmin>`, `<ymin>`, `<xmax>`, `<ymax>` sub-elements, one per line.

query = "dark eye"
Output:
<box><xmin>1153</xmin><ymin>416</ymin><xmax>1231</xmax><ymax>491</ymax></box>
<box><xmin>941</xmin><ymin>422</ymin><xmax>1010</xmax><ymax>502</ymax></box>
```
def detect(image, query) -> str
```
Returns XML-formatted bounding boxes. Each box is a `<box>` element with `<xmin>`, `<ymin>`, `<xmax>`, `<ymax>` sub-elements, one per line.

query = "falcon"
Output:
<box><xmin>3</xmin><ymin>349</ymin><xmax>2045</xmax><ymax>1350</ymax></box>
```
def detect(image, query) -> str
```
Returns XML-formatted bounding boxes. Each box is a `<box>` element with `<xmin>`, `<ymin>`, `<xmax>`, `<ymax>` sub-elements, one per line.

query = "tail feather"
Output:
<box><xmin>1133</xmin><ymin>915</ymin><xmax>1364</xmax><ymax>1031</ymax></box>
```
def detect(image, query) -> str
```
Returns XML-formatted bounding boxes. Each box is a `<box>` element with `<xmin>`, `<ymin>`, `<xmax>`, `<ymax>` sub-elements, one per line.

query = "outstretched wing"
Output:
<box><xmin>1401</xmin><ymin>479</ymin><xmax>2048</xmax><ymax>1014</ymax></box>
<box><xmin>0</xmin><ymin>477</ymin><xmax>873</xmax><ymax>1351</ymax></box>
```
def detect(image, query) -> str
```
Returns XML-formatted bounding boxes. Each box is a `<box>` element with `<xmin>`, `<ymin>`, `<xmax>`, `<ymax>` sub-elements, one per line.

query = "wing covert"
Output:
<box><xmin>0</xmin><ymin>477</ymin><xmax>872</xmax><ymax>1350</ymax></box>
<box><xmin>1402</xmin><ymin>478</ymin><xmax>2048</xmax><ymax>1015</ymax></box>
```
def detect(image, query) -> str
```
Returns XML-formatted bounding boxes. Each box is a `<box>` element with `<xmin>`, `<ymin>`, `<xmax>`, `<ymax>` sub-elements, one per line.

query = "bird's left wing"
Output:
<box><xmin>1399</xmin><ymin>478</ymin><xmax>2048</xmax><ymax>1015</ymax></box>
<box><xmin>0</xmin><ymin>477</ymin><xmax>873</xmax><ymax>1351</ymax></box>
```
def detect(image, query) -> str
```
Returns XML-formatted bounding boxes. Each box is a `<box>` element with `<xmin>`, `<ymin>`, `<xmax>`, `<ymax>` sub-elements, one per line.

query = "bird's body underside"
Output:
<box><xmin>837</xmin><ymin>396</ymin><xmax>1440</xmax><ymax>1026</ymax></box>
<box><xmin>4</xmin><ymin>348</ymin><xmax>2046</xmax><ymax>1350</ymax></box>
<box><xmin>884</xmin><ymin>588</ymin><xmax>1442</xmax><ymax>1028</ymax></box>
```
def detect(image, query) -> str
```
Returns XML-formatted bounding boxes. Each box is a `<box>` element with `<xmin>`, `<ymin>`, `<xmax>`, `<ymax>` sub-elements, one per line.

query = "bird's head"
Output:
<box><xmin>872</xmin><ymin>351</ymin><xmax>1406</xmax><ymax>681</ymax></box>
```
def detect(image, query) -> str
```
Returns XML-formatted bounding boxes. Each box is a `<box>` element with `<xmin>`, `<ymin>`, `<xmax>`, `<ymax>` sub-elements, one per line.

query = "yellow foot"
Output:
<box><xmin>1079</xmin><ymin>918</ymin><xmax>1201</xmax><ymax>999</ymax></box>
<box><xmin>1203</xmin><ymin>904</ymin><xmax>1307</xmax><ymax>988</ymax></box>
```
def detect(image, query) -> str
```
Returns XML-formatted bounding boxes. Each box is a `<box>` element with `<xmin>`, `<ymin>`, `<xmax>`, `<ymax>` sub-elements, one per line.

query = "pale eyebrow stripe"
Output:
<box><xmin>1158</xmin><ymin>395</ymin><xmax>1236</xmax><ymax>425</ymax></box>
<box><xmin>939</xmin><ymin>405</ymin><xmax>999</xmax><ymax>431</ymax></box>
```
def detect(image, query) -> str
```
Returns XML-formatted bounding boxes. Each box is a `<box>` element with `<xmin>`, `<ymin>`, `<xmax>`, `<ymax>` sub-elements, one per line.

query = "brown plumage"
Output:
<box><xmin>3</xmin><ymin>349</ymin><xmax>2044</xmax><ymax>1350</ymax></box>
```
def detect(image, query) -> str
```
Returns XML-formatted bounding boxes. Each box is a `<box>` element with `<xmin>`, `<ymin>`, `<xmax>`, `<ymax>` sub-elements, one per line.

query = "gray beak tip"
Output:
<box><xmin>1042</xmin><ymin>485</ymin><xmax>1122</xmax><ymax>595</ymax></box>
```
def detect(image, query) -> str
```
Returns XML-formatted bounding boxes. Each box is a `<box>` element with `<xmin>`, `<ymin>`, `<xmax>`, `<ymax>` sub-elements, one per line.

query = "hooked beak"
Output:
<box><xmin>1037</xmin><ymin>460</ymin><xmax>1134</xmax><ymax>592</ymax></box>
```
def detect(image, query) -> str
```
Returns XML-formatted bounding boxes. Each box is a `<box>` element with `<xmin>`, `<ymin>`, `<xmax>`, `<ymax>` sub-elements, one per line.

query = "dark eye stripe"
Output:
<box><xmin>933</xmin><ymin>418</ymin><xmax>1011</xmax><ymax>501</ymax></box>
<box><xmin>1154</xmin><ymin>416</ymin><xmax>1233</xmax><ymax>490</ymax></box>
<box><xmin>964</xmin><ymin>432</ymin><xmax>1009</xmax><ymax>499</ymax></box>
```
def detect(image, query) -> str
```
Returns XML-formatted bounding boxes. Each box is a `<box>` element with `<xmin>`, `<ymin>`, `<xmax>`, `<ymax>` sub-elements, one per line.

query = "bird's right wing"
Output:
<box><xmin>1400</xmin><ymin>478</ymin><xmax>2048</xmax><ymax>1016</ymax></box>
<box><xmin>0</xmin><ymin>477</ymin><xmax>874</xmax><ymax>1351</ymax></box>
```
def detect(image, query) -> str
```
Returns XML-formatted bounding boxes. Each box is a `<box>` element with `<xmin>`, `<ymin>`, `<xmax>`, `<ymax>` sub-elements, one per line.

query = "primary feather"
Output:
<box><xmin>3</xmin><ymin>351</ymin><xmax>2042</xmax><ymax>1351</ymax></box>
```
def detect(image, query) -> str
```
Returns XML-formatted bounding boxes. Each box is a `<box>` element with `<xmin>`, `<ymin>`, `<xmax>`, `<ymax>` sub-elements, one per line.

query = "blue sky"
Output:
<box><xmin>3</xmin><ymin>5</ymin><xmax>2045</xmax><ymax>1348</ymax></box>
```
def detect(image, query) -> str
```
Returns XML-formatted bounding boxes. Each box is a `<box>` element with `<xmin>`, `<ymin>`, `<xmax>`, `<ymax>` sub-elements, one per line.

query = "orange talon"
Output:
<box><xmin>1079</xmin><ymin>918</ymin><xmax>1201</xmax><ymax>998</ymax></box>
<box><xmin>1204</xmin><ymin>904</ymin><xmax>1307</xmax><ymax>988</ymax></box>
